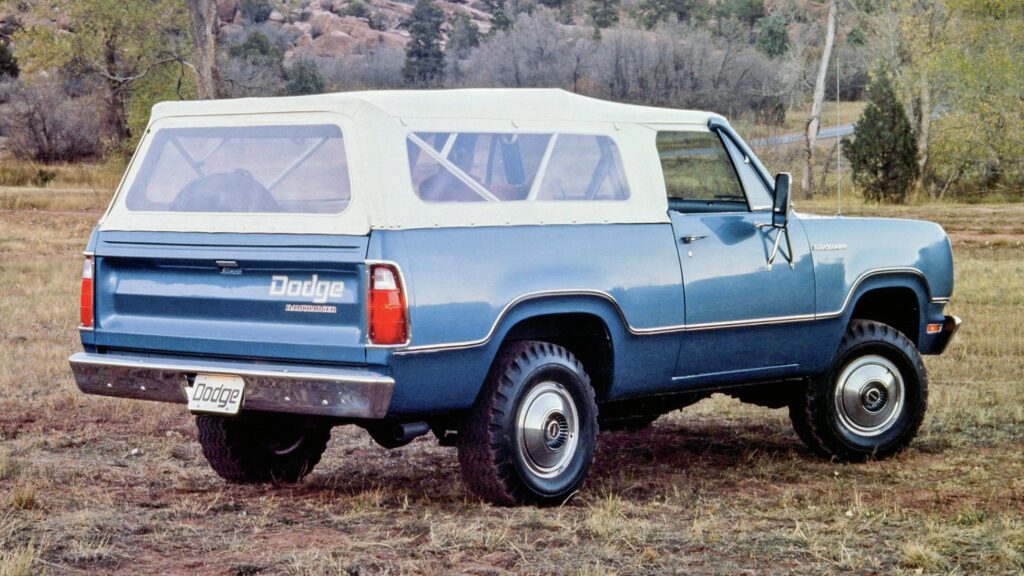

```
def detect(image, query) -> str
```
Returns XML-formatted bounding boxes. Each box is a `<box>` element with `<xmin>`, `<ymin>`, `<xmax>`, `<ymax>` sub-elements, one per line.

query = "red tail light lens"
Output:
<box><xmin>80</xmin><ymin>256</ymin><xmax>94</xmax><ymax>328</ymax></box>
<box><xmin>367</xmin><ymin>263</ymin><xmax>408</xmax><ymax>345</ymax></box>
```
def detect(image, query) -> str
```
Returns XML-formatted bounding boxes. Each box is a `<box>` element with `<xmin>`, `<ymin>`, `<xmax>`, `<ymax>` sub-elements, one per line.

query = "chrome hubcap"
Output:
<box><xmin>516</xmin><ymin>381</ymin><xmax>579</xmax><ymax>478</ymax></box>
<box><xmin>834</xmin><ymin>355</ymin><xmax>904</xmax><ymax>437</ymax></box>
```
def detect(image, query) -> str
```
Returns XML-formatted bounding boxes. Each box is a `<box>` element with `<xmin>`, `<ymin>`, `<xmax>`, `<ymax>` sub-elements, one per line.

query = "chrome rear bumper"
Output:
<box><xmin>69</xmin><ymin>352</ymin><xmax>394</xmax><ymax>419</ymax></box>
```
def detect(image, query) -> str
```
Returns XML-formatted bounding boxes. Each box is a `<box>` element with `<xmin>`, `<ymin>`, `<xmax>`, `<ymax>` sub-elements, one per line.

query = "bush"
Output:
<box><xmin>241</xmin><ymin>0</ymin><xmax>275</xmax><ymax>23</ymax></box>
<box><xmin>843</xmin><ymin>70</ymin><xmax>919</xmax><ymax>203</ymax></box>
<box><xmin>756</xmin><ymin>12</ymin><xmax>788</xmax><ymax>58</ymax></box>
<box><xmin>342</xmin><ymin>0</ymin><xmax>370</xmax><ymax>19</ymax></box>
<box><xmin>0</xmin><ymin>77</ymin><xmax>103</xmax><ymax>162</ymax></box>
<box><xmin>284</xmin><ymin>59</ymin><xmax>325</xmax><ymax>95</ymax></box>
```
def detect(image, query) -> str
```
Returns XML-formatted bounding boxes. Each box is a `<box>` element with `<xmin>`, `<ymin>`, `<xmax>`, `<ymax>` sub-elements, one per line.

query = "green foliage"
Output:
<box><xmin>229</xmin><ymin>31</ymin><xmax>283</xmax><ymax>65</ymax></box>
<box><xmin>717</xmin><ymin>0</ymin><xmax>765</xmax><ymax>28</ymax></box>
<box><xmin>284</xmin><ymin>59</ymin><xmax>325</xmax><ymax>95</ymax></box>
<box><xmin>447</xmin><ymin>13</ymin><xmax>480</xmax><ymax>59</ymax></box>
<box><xmin>755</xmin><ymin>12</ymin><xmax>788</xmax><ymax>57</ymax></box>
<box><xmin>926</xmin><ymin>0</ymin><xmax>1024</xmax><ymax>197</ymax></box>
<box><xmin>32</xmin><ymin>169</ymin><xmax>56</xmax><ymax>187</ymax></box>
<box><xmin>242</xmin><ymin>0</ymin><xmax>276</xmax><ymax>23</ymax></box>
<box><xmin>13</xmin><ymin>0</ymin><xmax>190</xmax><ymax>145</ymax></box>
<box><xmin>482</xmin><ymin>0</ymin><xmax>513</xmax><ymax>32</ymax></box>
<box><xmin>632</xmin><ymin>0</ymin><xmax>709</xmax><ymax>30</ymax></box>
<box><xmin>846</xmin><ymin>25</ymin><xmax>867</xmax><ymax>46</ymax></box>
<box><xmin>588</xmin><ymin>0</ymin><xmax>620</xmax><ymax>29</ymax></box>
<box><xmin>0</xmin><ymin>41</ymin><xmax>17</xmax><ymax>78</ymax></box>
<box><xmin>342</xmin><ymin>0</ymin><xmax>371</xmax><ymax>19</ymax></box>
<box><xmin>843</xmin><ymin>70</ymin><xmax>919</xmax><ymax>203</ymax></box>
<box><xmin>402</xmin><ymin>0</ymin><xmax>445</xmax><ymax>86</ymax></box>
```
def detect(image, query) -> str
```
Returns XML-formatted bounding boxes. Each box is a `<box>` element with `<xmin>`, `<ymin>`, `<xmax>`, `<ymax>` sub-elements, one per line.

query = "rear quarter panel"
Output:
<box><xmin>369</xmin><ymin>224</ymin><xmax>686</xmax><ymax>416</ymax></box>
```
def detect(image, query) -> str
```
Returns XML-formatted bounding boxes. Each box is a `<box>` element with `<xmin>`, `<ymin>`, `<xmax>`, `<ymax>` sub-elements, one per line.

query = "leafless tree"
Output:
<box><xmin>801</xmin><ymin>0</ymin><xmax>837</xmax><ymax>197</ymax></box>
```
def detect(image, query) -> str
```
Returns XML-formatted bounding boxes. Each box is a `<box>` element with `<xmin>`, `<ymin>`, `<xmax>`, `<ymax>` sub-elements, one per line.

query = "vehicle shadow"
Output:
<box><xmin>305</xmin><ymin>419</ymin><xmax>815</xmax><ymax>505</ymax></box>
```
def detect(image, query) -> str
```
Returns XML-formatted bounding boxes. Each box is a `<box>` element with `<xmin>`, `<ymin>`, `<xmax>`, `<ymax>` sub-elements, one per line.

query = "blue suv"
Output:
<box><xmin>70</xmin><ymin>89</ymin><xmax>960</xmax><ymax>505</ymax></box>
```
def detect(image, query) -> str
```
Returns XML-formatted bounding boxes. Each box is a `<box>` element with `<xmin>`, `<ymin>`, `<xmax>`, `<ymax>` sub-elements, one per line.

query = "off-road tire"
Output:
<box><xmin>458</xmin><ymin>340</ymin><xmax>598</xmax><ymax>506</ymax></box>
<box><xmin>196</xmin><ymin>412</ymin><xmax>331</xmax><ymax>484</ymax></box>
<box><xmin>789</xmin><ymin>320</ymin><xmax>928</xmax><ymax>462</ymax></box>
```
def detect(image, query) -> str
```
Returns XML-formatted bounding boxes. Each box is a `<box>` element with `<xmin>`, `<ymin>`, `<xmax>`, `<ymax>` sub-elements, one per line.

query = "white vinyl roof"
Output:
<box><xmin>102</xmin><ymin>89</ymin><xmax>723</xmax><ymax>235</ymax></box>
<box><xmin>149</xmin><ymin>88</ymin><xmax>721</xmax><ymax>125</ymax></box>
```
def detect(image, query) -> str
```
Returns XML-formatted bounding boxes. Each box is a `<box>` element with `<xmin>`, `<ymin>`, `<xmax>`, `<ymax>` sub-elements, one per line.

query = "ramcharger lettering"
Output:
<box><xmin>70</xmin><ymin>89</ymin><xmax>960</xmax><ymax>505</ymax></box>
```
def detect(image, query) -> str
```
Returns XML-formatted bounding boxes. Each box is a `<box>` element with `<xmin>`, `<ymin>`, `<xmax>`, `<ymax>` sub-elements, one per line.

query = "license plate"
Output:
<box><xmin>188</xmin><ymin>374</ymin><xmax>245</xmax><ymax>415</ymax></box>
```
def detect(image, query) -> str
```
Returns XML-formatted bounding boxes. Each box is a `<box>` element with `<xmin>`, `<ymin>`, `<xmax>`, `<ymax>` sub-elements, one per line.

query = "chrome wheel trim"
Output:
<box><xmin>833</xmin><ymin>354</ymin><xmax>905</xmax><ymax>438</ymax></box>
<box><xmin>515</xmin><ymin>381</ymin><xmax>580</xmax><ymax>479</ymax></box>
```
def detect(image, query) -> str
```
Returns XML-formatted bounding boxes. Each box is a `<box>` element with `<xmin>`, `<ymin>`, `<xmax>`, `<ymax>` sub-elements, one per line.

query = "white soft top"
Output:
<box><xmin>102</xmin><ymin>89</ymin><xmax>723</xmax><ymax>235</ymax></box>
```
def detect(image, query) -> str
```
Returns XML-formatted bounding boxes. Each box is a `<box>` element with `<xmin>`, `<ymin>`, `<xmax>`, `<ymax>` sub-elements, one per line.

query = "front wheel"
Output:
<box><xmin>789</xmin><ymin>320</ymin><xmax>928</xmax><ymax>462</ymax></box>
<box><xmin>458</xmin><ymin>341</ymin><xmax>598</xmax><ymax>506</ymax></box>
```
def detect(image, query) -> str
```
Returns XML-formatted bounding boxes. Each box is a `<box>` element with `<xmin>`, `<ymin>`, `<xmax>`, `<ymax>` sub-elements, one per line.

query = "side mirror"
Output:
<box><xmin>772</xmin><ymin>172</ymin><xmax>791</xmax><ymax>228</ymax></box>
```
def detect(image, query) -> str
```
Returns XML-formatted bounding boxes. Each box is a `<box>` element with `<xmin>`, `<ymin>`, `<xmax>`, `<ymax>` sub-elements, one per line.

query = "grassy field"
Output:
<box><xmin>0</xmin><ymin>188</ymin><xmax>1022</xmax><ymax>575</ymax></box>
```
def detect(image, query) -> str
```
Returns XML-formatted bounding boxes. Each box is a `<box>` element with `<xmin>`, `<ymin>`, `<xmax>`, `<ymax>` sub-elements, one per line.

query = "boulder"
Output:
<box><xmin>313</xmin><ymin>31</ymin><xmax>356</xmax><ymax>56</ymax></box>
<box><xmin>295</xmin><ymin>32</ymin><xmax>314</xmax><ymax>49</ymax></box>
<box><xmin>283</xmin><ymin>21</ymin><xmax>313</xmax><ymax>37</ymax></box>
<box><xmin>268</xmin><ymin>9</ymin><xmax>285</xmax><ymax>22</ymax></box>
<box><xmin>309</xmin><ymin>10</ymin><xmax>344</xmax><ymax>37</ymax></box>
<box><xmin>216</xmin><ymin>0</ymin><xmax>239</xmax><ymax>22</ymax></box>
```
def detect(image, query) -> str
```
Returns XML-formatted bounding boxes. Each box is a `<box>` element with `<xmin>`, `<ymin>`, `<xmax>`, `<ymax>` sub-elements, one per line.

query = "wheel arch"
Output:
<box><xmin>487</xmin><ymin>294</ymin><xmax>628</xmax><ymax>402</ymax></box>
<box><xmin>843</xmin><ymin>273</ymin><xmax>931</xmax><ymax>346</ymax></box>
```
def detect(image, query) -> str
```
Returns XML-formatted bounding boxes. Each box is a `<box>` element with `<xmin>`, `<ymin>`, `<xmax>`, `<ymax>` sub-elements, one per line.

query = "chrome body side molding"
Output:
<box><xmin>397</xmin><ymin>267</ymin><xmax>948</xmax><ymax>354</ymax></box>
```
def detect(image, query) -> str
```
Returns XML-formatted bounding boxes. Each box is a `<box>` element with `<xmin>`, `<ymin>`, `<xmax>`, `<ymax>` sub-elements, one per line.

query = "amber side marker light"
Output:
<box><xmin>926</xmin><ymin>323</ymin><xmax>942</xmax><ymax>335</ymax></box>
<box><xmin>80</xmin><ymin>256</ymin><xmax>94</xmax><ymax>328</ymax></box>
<box><xmin>367</xmin><ymin>263</ymin><xmax>408</xmax><ymax>345</ymax></box>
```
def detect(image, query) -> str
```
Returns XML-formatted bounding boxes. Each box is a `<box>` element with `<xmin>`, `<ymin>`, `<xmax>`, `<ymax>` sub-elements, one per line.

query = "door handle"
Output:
<box><xmin>680</xmin><ymin>234</ymin><xmax>707</xmax><ymax>244</ymax></box>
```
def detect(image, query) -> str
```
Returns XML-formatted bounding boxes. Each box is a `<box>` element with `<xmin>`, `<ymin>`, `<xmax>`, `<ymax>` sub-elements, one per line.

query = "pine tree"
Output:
<box><xmin>843</xmin><ymin>69</ymin><xmax>920</xmax><ymax>203</ymax></box>
<box><xmin>588</xmin><ymin>0</ymin><xmax>620</xmax><ymax>30</ymax></box>
<box><xmin>447</xmin><ymin>13</ymin><xmax>480</xmax><ymax>60</ymax></box>
<box><xmin>403</xmin><ymin>0</ymin><xmax>446</xmax><ymax>86</ymax></box>
<box><xmin>755</xmin><ymin>12</ymin><xmax>789</xmax><ymax>58</ymax></box>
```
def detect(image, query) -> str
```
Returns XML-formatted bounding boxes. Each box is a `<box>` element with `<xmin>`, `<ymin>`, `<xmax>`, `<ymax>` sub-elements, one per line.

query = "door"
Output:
<box><xmin>655</xmin><ymin>127</ymin><xmax>815</xmax><ymax>383</ymax></box>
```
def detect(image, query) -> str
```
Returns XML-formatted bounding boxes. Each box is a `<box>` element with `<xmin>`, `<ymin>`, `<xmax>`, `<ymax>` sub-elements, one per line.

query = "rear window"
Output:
<box><xmin>406</xmin><ymin>132</ymin><xmax>630</xmax><ymax>202</ymax></box>
<box><xmin>125</xmin><ymin>124</ymin><xmax>351</xmax><ymax>214</ymax></box>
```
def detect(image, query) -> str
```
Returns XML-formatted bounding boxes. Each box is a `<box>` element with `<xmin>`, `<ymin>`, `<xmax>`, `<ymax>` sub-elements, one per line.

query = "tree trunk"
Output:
<box><xmin>104</xmin><ymin>34</ymin><xmax>130</xmax><ymax>142</ymax></box>
<box><xmin>917</xmin><ymin>77</ymin><xmax>931</xmax><ymax>186</ymax></box>
<box><xmin>801</xmin><ymin>0</ymin><xmax>837</xmax><ymax>198</ymax></box>
<box><xmin>188</xmin><ymin>0</ymin><xmax>219</xmax><ymax>100</ymax></box>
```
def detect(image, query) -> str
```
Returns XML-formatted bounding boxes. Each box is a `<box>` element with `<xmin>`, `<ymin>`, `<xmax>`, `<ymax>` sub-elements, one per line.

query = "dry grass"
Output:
<box><xmin>0</xmin><ymin>187</ymin><xmax>1022</xmax><ymax>574</ymax></box>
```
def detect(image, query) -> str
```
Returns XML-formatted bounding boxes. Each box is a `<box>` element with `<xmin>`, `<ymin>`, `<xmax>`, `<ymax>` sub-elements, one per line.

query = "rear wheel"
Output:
<box><xmin>789</xmin><ymin>320</ymin><xmax>927</xmax><ymax>462</ymax></box>
<box><xmin>196</xmin><ymin>412</ymin><xmax>331</xmax><ymax>483</ymax></box>
<box><xmin>458</xmin><ymin>341</ymin><xmax>598</xmax><ymax>506</ymax></box>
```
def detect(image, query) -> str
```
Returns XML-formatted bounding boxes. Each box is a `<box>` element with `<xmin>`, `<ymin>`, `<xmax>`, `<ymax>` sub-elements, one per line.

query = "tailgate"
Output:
<box><xmin>92</xmin><ymin>231</ymin><xmax>369</xmax><ymax>364</ymax></box>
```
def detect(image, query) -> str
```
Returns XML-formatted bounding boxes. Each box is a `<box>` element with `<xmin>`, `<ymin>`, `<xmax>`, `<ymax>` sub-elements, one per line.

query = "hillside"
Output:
<box><xmin>212</xmin><ymin>0</ymin><xmax>495</xmax><ymax>61</ymax></box>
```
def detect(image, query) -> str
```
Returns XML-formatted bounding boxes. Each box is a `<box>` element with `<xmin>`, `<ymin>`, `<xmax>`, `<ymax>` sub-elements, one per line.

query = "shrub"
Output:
<box><xmin>284</xmin><ymin>59</ymin><xmax>325</xmax><ymax>95</ymax></box>
<box><xmin>843</xmin><ymin>69</ymin><xmax>919</xmax><ymax>203</ymax></box>
<box><xmin>756</xmin><ymin>12</ymin><xmax>789</xmax><ymax>58</ymax></box>
<box><xmin>0</xmin><ymin>77</ymin><xmax>103</xmax><ymax>162</ymax></box>
<box><xmin>342</xmin><ymin>0</ymin><xmax>371</xmax><ymax>19</ymax></box>
<box><xmin>241</xmin><ymin>0</ymin><xmax>275</xmax><ymax>23</ymax></box>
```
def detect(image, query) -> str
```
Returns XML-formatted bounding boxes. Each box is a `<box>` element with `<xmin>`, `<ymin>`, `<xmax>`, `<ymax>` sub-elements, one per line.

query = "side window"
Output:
<box><xmin>656</xmin><ymin>130</ymin><xmax>747</xmax><ymax>210</ymax></box>
<box><xmin>720</xmin><ymin>134</ymin><xmax>773</xmax><ymax>210</ymax></box>
<box><xmin>537</xmin><ymin>135</ymin><xmax>630</xmax><ymax>201</ymax></box>
<box><xmin>406</xmin><ymin>132</ymin><xmax>630</xmax><ymax>203</ymax></box>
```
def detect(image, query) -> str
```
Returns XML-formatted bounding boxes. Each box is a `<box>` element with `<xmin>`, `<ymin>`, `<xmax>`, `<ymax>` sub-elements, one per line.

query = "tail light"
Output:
<box><xmin>367</xmin><ymin>263</ymin><xmax>408</xmax><ymax>345</ymax></box>
<box><xmin>80</xmin><ymin>256</ymin><xmax>94</xmax><ymax>328</ymax></box>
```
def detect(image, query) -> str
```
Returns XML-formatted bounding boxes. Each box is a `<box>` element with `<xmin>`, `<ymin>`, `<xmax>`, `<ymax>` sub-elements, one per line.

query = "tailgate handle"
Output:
<box><xmin>216</xmin><ymin>260</ymin><xmax>241</xmax><ymax>275</ymax></box>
